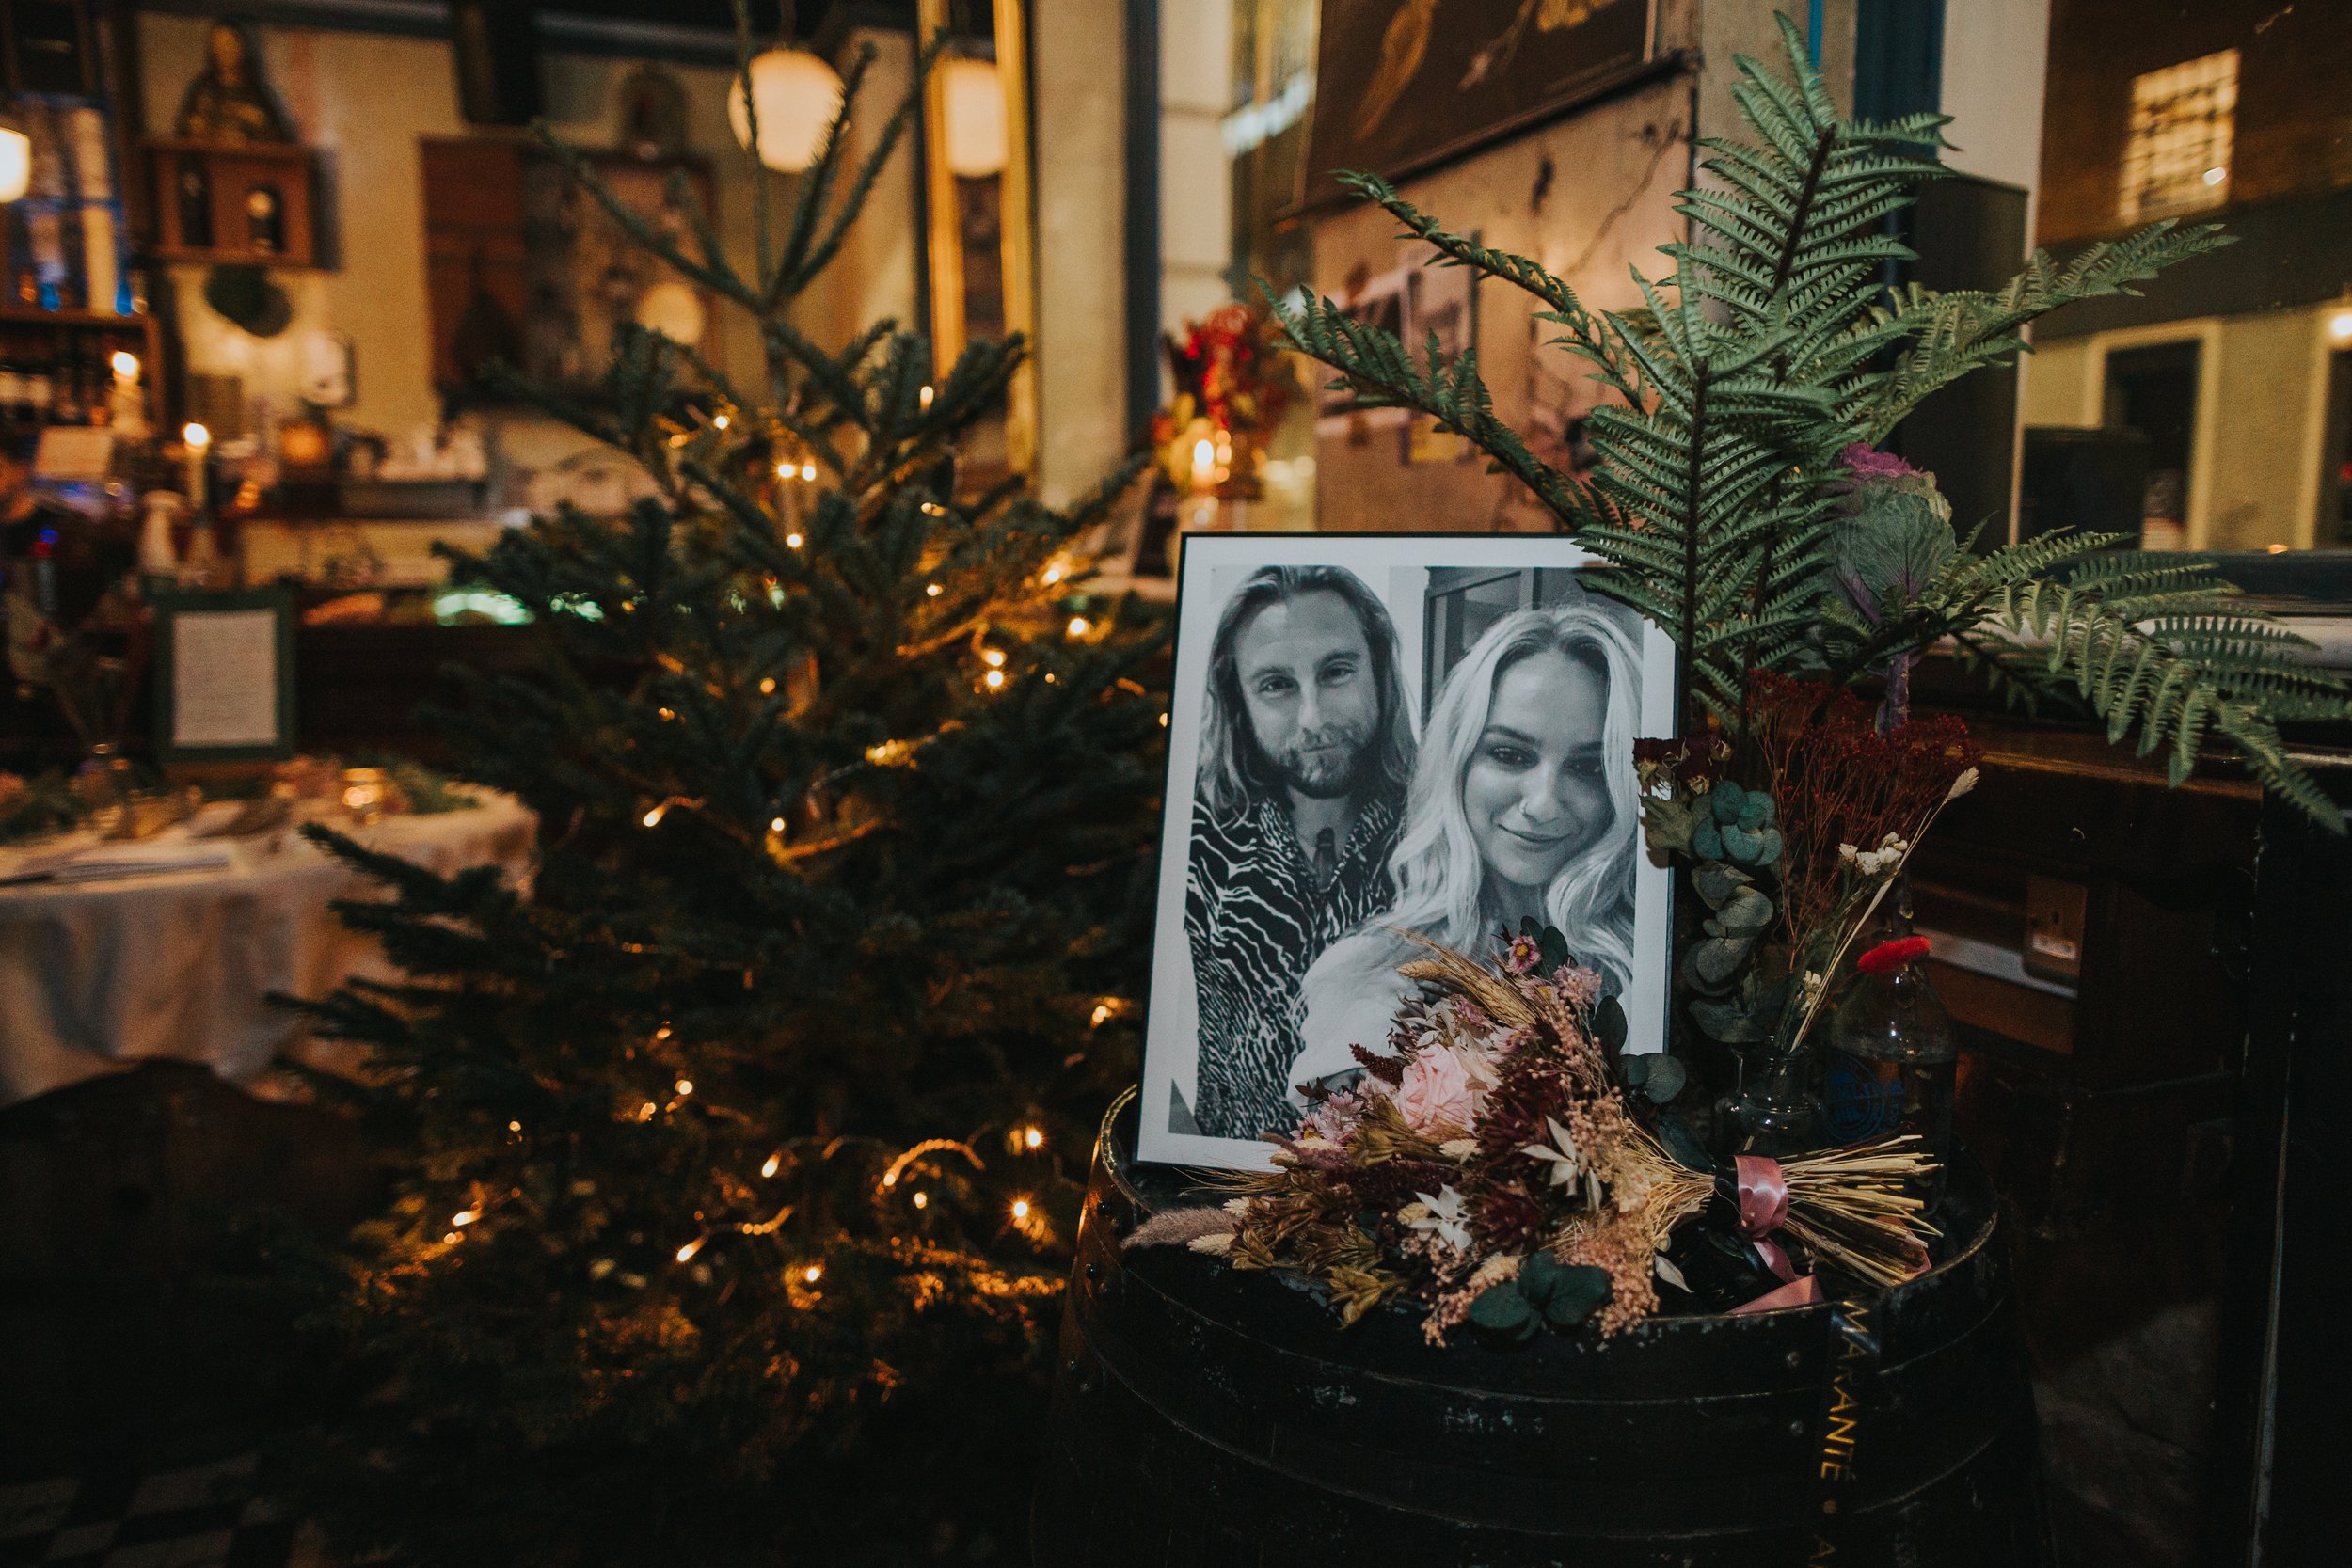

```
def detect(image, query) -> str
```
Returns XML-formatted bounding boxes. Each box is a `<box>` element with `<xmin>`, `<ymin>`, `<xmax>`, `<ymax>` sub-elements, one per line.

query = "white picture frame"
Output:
<box><xmin>1137</xmin><ymin>532</ymin><xmax>1677</xmax><ymax>1171</ymax></box>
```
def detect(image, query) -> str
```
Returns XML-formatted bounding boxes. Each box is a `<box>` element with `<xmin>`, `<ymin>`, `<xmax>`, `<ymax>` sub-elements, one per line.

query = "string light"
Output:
<box><xmin>912</xmin><ymin>1191</ymin><xmax>928</xmax><ymax>1209</ymax></box>
<box><xmin>443</xmin><ymin>1230</ymin><xmax>462</xmax><ymax>1244</ymax></box>
<box><xmin>920</xmin><ymin>501</ymin><xmax>947</xmax><ymax>516</ymax></box>
<box><xmin>507</xmin><ymin>1120</ymin><xmax>521</xmax><ymax>1132</ymax></box>
<box><xmin>658</xmin><ymin>707</ymin><xmax>675</xmax><ymax>721</ymax></box>
<box><xmin>918</xmin><ymin>384</ymin><xmax>935</xmax><ymax>409</ymax></box>
<box><xmin>1024</xmin><ymin>1126</ymin><xmax>1044</xmax><ymax>1150</ymax></box>
<box><xmin>1010</xmin><ymin>1198</ymin><xmax>1030</xmax><ymax>1222</ymax></box>
<box><xmin>638</xmin><ymin>1101</ymin><xmax>658</xmax><ymax>1120</ymax></box>
<box><xmin>1066</xmin><ymin>616</ymin><xmax>1090</xmax><ymax>638</ymax></box>
<box><xmin>654</xmin><ymin>1024</ymin><xmax>673</xmax><ymax>1041</ymax></box>
<box><xmin>1159</xmin><ymin>712</ymin><xmax>1170</xmax><ymax>727</ymax></box>
<box><xmin>1041</xmin><ymin>565</ymin><xmax>1062</xmax><ymax>585</ymax></box>
<box><xmin>801</xmin><ymin>462</ymin><xmax>817</xmax><ymax>481</ymax></box>
<box><xmin>786</xmin><ymin>532</ymin><xmax>803</xmax><ymax>548</ymax></box>
<box><xmin>452</xmin><ymin>1209</ymin><xmax>480</xmax><ymax>1227</ymax></box>
<box><xmin>771</xmin><ymin>816</ymin><xmax>787</xmax><ymax>832</ymax></box>
<box><xmin>775</xmin><ymin>461</ymin><xmax>793</xmax><ymax>480</ymax></box>
<box><xmin>983</xmin><ymin>670</ymin><xmax>1005</xmax><ymax>690</ymax></box>
<box><xmin>1090</xmin><ymin>1004</ymin><xmax>1113</xmax><ymax>1026</ymax></box>
<box><xmin>882</xmin><ymin>1169</ymin><xmax>898</xmax><ymax>1188</ymax></box>
<box><xmin>981</xmin><ymin>649</ymin><xmax>1007</xmax><ymax>667</ymax></box>
<box><xmin>712</xmin><ymin>414</ymin><xmax>729</xmax><ymax>430</ymax></box>
<box><xmin>802</xmin><ymin>1263</ymin><xmax>824</xmax><ymax>1284</ymax></box>
<box><xmin>675</xmin><ymin>1237</ymin><xmax>705</xmax><ymax>1263</ymax></box>
<box><xmin>642</xmin><ymin>804</ymin><xmax>667</xmax><ymax>828</ymax></box>
<box><xmin>761</xmin><ymin>1152</ymin><xmax>782</xmax><ymax>1179</ymax></box>
<box><xmin>925</xmin><ymin>583</ymin><xmax>943</xmax><ymax>597</ymax></box>
<box><xmin>760</xmin><ymin>676</ymin><xmax>777</xmax><ymax>694</ymax></box>
<box><xmin>675</xmin><ymin>1078</ymin><xmax>694</xmax><ymax>1097</ymax></box>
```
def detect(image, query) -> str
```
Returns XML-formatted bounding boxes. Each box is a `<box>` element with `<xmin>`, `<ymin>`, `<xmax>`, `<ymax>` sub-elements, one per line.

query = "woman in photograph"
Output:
<box><xmin>1288</xmin><ymin>599</ymin><xmax>1643</xmax><ymax>1093</ymax></box>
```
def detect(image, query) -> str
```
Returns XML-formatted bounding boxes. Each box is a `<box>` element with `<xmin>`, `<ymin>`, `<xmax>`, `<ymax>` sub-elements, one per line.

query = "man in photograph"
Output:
<box><xmin>1180</xmin><ymin>565</ymin><xmax>1417</xmax><ymax>1138</ymax></box>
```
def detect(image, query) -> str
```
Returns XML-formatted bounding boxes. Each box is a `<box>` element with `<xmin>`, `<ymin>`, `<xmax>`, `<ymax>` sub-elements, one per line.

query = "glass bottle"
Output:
<box><xmin>1724</xmin><ymin>1039</ymin><xmax>1822</xmax><ymax>1159</ymax></box>
<box><xmin>1826</xmin><ymin>887</ymin><xmax>1958</xmax><ymax>1201</ymax></box>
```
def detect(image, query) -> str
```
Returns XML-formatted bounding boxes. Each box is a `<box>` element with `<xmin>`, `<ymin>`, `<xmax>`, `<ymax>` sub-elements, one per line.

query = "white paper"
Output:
<box><xmin>173</xmin><ymin>609</ymin><xmax>281</xmax><ymax>749</ymax></box>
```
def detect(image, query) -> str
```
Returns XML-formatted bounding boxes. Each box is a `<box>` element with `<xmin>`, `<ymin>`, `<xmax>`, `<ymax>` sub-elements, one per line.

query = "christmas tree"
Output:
<box><xmin>274</xmin><ymin>35</ymin><xmax>1166</xmax><ymax>1568</ymax></box>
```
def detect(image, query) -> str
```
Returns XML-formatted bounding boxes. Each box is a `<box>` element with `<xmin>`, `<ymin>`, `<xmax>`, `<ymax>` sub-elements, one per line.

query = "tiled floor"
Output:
<box><xmin>0</xmin><ymin>1456</ymin><xmax>320</xmax><ymax>1568</ymax></box>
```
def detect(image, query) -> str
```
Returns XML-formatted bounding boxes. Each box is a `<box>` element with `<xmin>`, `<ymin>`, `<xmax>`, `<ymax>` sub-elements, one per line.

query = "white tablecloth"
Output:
<box><xmin>0</xmin><ymin>792</ymin><xmax>536</xmax><ymax>1106</ymax></box>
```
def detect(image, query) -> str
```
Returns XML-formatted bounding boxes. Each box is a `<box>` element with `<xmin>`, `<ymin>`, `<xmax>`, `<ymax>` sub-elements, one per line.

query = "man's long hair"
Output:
<box><xmin>1197</xmin><ymin>564</ymin><xmax>1415</xmax><ymax>818</ymax></box>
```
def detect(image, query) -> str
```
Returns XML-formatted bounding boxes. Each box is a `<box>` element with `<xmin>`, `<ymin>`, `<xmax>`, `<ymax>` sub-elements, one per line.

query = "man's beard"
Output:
<box><xmin>1268</xmin><ymin>723</ymin><xmax>1371</xmax><ymax>800</ymax></box>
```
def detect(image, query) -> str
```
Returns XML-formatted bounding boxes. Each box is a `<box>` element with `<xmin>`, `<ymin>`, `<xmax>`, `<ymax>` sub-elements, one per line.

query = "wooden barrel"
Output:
<box><xmin>1034</xmin><ymin>1092</ymin><xmax>2048</xmax><ymax>1567</ymax></box>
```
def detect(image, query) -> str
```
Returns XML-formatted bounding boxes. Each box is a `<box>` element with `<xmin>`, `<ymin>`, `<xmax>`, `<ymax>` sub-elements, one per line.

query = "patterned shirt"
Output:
<box><xmin>1185</xmin><ymin>789</ymin><xmax>1402</xmax><ymax>1138</ymax></box>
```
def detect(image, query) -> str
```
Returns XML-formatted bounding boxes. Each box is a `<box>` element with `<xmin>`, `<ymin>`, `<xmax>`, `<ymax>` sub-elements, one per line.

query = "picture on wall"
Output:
<box><xmin>421</xmin><ymin>138</ymin><xmax>722</xmax><ymax>401</ymax></box>
<box><xmin>1300</xmin><ymin>0</ymin><xmax>1655</xmax><ymax>211</ymax></box>
<box><xmin>1137</xmin><ymin>532</ymin><xmax>1677</xmax><ymax>1170</ymax></box>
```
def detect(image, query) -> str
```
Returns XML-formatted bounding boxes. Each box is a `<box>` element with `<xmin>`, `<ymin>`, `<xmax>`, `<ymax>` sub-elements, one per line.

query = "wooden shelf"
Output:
<box><xmin>142</xmin><ymin>138</ymin><xmax>322</xmax><ymax>270</ymax></box>
<box><xmin>0</xmin><ymin>308</ymin><xmax>155</xmax><ymax>329</ymax></box>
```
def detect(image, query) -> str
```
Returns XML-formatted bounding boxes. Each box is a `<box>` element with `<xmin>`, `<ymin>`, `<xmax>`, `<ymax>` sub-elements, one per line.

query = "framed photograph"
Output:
<box><xmin>1138</xmin><ymin>533</ymin><xmax>1677</xmax><ymax>1170</ymax></box>
<box><xmin>1299</xmin><ymin>0</ymin><xmax>1655</xmax><ymax>213</ymax></box>
<box><xmin>151</xmin><ymin>585</ymin><xmax>296</xmax><ymax>766</ymax></box>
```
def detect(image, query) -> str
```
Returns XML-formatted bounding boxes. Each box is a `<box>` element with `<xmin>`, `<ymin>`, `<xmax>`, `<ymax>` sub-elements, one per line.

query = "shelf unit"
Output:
<box><xmin>142</xmin><ymin>138</ymin><xmax>320</xmax><ymax>269</ymax></box>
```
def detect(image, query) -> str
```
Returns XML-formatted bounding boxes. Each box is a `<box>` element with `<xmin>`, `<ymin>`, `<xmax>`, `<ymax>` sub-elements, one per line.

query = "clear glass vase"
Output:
<box><xmin>1725</xmin><ymin>1047</ymin><xmax>1822</xmax><ymax>1159</ymax></box>
<box><xmin>1825</xmin><ymin>890</ymin><xmax>1957</xmax><ymax>1202</ymax></box>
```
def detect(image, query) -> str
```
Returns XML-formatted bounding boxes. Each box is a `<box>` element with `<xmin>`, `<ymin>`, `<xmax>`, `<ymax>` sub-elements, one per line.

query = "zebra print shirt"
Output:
<box><xmin>1184</xmin><ymin>790</ymin><xmax>1402</xmax><ymax>1138</ymax></box>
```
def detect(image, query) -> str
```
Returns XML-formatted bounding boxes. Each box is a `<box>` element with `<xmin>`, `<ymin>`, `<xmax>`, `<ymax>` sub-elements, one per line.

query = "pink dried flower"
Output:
<box><xmin>1393</xmin><ymin>1047</ymin><xmax>1479</xmax><ymax>1140</ymax></box>
<box><xmin>1503</xmin><ymin>935</ymin><xmax>1543</xmax><ymax>974</ymax></box>
<box><xmin>1838</xmin><ymin>443</ymin><xmax>1917</xmax><ymax>483</ymax></box>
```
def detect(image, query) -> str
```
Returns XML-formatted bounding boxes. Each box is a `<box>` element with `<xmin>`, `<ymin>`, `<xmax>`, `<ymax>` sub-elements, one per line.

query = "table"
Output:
<box><xmin>0</xmin><ymin>791</ymin><xmax>535</xmax><ymax>1106</ymax></box>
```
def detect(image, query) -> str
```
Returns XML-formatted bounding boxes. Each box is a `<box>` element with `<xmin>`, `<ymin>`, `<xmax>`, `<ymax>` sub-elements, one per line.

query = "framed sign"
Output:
<box><xmin>151</xmin><ymin>585</ymin><xmax>296</xmax><ymax>765</ymax></box>
<box><xmin>1138</xmin><ymin>532</ymin><xmax>1676</xmax><ymax>1170</ymax></box>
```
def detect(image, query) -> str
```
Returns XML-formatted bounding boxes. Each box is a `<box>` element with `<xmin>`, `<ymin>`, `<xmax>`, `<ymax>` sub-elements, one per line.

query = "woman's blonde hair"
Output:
<box><xmin>1383</xmin><ymin>599</ymin><xmax>1642</xmax><ymax>996</ymax></box>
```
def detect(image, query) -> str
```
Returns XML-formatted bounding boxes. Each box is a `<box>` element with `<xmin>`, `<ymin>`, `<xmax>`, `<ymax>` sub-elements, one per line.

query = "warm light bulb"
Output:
<box><xmin>2203</xmin><ymin>166</ymin><xmax>2227</xmax><ymax>186</ymax></box>
<box><xmin>2330</xmin><ymin>309</ymin><xmax>2352</xmax><ymax>343</ymax></box>
<box><xmin>760</xmin><ymin>676</ymin><xmax>778</xmax><ymax>694</ymax></box>
<box><xmin>1041</xmin><ymin>566</ymin><xmax>1062</xmax><ymax>585</ymax></box>
<box><xmin>183</xmin><ymin>421</ymin><xmax>212</xmax><ymax>451</ymax></box>
<box><xmin>802</xmin><ymin>1263</ymin><xmax>823</xmax><ymax>1283</ymax></box>
<box><xmin>675</xmin><ymin>1078</ymin><xmax>694</xmax><ymax>1097</ymax></box>
<box><xmin>761</xmin><ymin>1153</ymin><xmax>782</xmax><ymax>1178</ymax></box>
<box><xmin>776</xmin><ymin>462</ymin><xmax>793</xmax><ymax>480</ymax></box>
<box><xmin>1159</xmin><ymin>712</ymin><xmax>1170</xmax><ymax>727</ymax></box>
<box><xmin>1090</xmin><ymin>1004</ymin><xmax>1112</xmax><ymax>1026</ymax></box>
<box><xmin>728</xmin><ymin>48</ymin><xmax>845</xmax><ymax>173</ymax></box>
<box><xmin>925</xmin><ymin>583</ymin><xmax>943</xmax><ymax>597</ymax></box>
<box><xmin>770</xmin><ymin>816</ymin><xmax>787</xmax><ymax>832</ymax></box>
<box><xmin>983</xmin><ymin>670</ymin><xmax>1006</xmax><ymax>689</ymax></box>
<box><xmin>939</xmin><ymin>56</ymin><xmax>1009</xmax><ymax>176</ymax></box>
<box><xmin>1191</xmin><ymin>436</ymin><xmax>1215</xmax><ymax>479</ymax></box>
<box><xmin>0</xmin><ymin>127</ymin><xmax>28</xmax><ymax>204</ymax></box>
<box><xmin>452</xmin><ymin>1209</ymin><xmax>479</xmax><ymax>1227</ymax></box>
<box><xmin>882</xmin><ymin>1169</ymin><xmax>898</xmax><ymax>1188</ymax></box>
<box><xmin>1023</xmin><ymin>1127</ymin><xmax>1043</xmax><ymax>1150</ymax></box>
<box><xmin>1010</xmin><ymin>1198</ymin><xmax>1031</xmax><ymax>1221</ymax></box>
<box><xmin>675</xmin><ymin>1239</ymin><xmax>703</xmax><ymax>1263</ymax></box>
<box><xmin>918</xmin><ymin>384</ymin><xmax>935</xmax><ymax>409</ymax></box>
<box><xmin>786</xmin><ymin>532</ymin><xmax>803</xmax><ymax>548</ymax></box>
<box><xmin>507</xmin><ymin>1120</ymin><xmax>521</xmax><ymax>1132</ymax></box>
<box><xmin>912</xmin><ymin>1190</ymin><xmax>928</xmax><ymax>1209</ymax></box>
<box><xmin>1066</xmin><ymin>616</ymin><xmax>1090</xmax><ymax>638</ymax></box>
<box><xmin>642</xmin><ymin>804</ymin><xmax>666</xmax><ymax>828</ymax></box>
<box><xmin>801</xmin><ymin>462</ymin><xmax>817</xmax><ymax>481</ymax></box>
<box><xmin>443</xmin><ymin>1230</ymin><xmax>462</xmax><ymax>1245</ymax></box>
<box><xmin>982</xmin><ymin>648</ymin><xmax>1007</xmax><ymax>667</ymax></box>
<box><xmin>712</xmin><ymin>413</ymin><xmax>730</xmax><ymax>430</ymax></box>
<box><xmin>111</xmin><ymin>351</ymin><xmax>140</xmax><ymax>381</ymax></box>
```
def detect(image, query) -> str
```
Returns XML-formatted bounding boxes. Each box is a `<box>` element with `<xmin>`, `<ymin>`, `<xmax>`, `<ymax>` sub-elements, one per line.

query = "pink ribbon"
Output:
<box><xmin>1727</xmin><ymin>1154</ymin><xmax>1823</xmax><ymax>1314</ymax></box>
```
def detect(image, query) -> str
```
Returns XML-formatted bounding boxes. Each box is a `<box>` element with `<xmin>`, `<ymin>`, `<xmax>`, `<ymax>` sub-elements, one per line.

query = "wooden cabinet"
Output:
<box><xmin>143</xmin><ymin>138</ymin><xmax>319</xmax><ymax>268</ymax></box>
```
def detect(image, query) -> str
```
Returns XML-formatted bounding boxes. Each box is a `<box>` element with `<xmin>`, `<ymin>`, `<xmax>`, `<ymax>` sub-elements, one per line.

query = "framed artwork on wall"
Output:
<box><xmin>421</xmin><ymin>137</ymin><xmax>722</xmax><ymax>402</ymax></box>
<box><xmin>1299</xmin><ymin>0</ymin><xmax>1656</xmax><ymax>212</ymax></box>
<box><xmin>151</xmin><ymin>585</ymin><xmax>296</xmax><ymax>766</ymax></box>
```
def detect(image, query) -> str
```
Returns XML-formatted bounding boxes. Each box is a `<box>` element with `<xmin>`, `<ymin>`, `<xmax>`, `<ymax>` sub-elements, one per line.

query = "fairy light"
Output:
<box><xmin>452</xmin><ymin>1208</ymin><xmax>480</xmax><ymax>1227</ymax></box>
<box><xmin>981</xmin><ymin>648</ymin><xmax>1007</xmax><ymax>667</ymax></box>
<box><xmin>918</xmin><ymin>384</ymin><xmax>935</xmax><ymax>409</ymax></box>
<box><xmin>802</xmin><ymin>1263</ymin><xmax>824</xmax><ymax>1284</ymax></box>
<box><xmin>1010</xmin><ymin>1198</ymin><xmax>1030</xmax><ymax>1222</ymax></box>
<box><xmin>912</xmin><ymin>1190</ymin><xmax>929</xmax><ymax>1209</ymax></box>
<box><xmin>675</xmin><ymin>1078</ymin><xmax>694</xmax><ymax>1097</ymax></box>
<box><xmin>712</xmin><ymin>414</ymin><xmax>729</xmax><ymax>430</ymax></box>
<box><xmin>1090</xmin><ymin>1004</ymin><xmax>1113</xmax><ymax>1026</ymax></box>
<box><xmin>760</xmin><ymin>1152</ymin><xmax>782</xmax><ymax>1179</ymax></box>
<box><xmin>675</xmin><ymin>1237</ymin><xmax>705</xmax><ymax>1263</ymax></box>
<box><xmin>638</xmin><ymin>1101</ymin><xmax>658</xmax><ymax>1120</ymax></box>
<box><xmin>1024</xmin><ymin>1126</ymin><xmax>1044</xmax><ymax>1150</ymax></box>
<box><xmin>1159</xmin><ymin>712</ymin><xmax>1170</xmax><ymax>727</ymax></box>
<box><xmin>771</xmin><ymin>816</ymin><xmax>787</xmax><ymax>833</ymax></box>
<box><xmin>775</xmin><ymin>461</ymin><xmax>793</xmax><ymax>480</ymax></box>
<box><xmin>925</xmin><ymin>583</ymin><xmax>943</xmax><ymax>597</ymax></box>
<box><xmin>786</xmin><ymin>532</ymin><xmax>803</xmax><ymax>548</ymax></box>
<box><xmin>983</xmin><ymin>670</ymin><xmax>1006</xmax><ymax>690</ymax></box>
<box><xmin>800</xmin><ymin>462</ymin><xmax>817</xmax><ymax>481</ymax></box>
<box><xmin>1066</xmin><ymin>616</ymin><xmax>1090</xmax><ymax>638</ymax></box>
<box><xmin>760</xmin><ymin>676</ymin><xmax>777</xmax><ymax>694</ymax></box>
<box><xmin>641</xmin><ymin>803</ymin><xmax>667</xmax><ymax>828</ymax></box>
<box><xmin>1041</xmin><ymin>565</ymin><xmax>1062</xmax><ymax>585</ymax></box>
<box><xmin>443</xmin><ymin>1230</ymin><xmax>462</xmax><ymax>1245</ymax></box>
<box><xmin>507</xmin><ymin>1120</ymin><xmax>522</xmax><ymax>1132</ymax></box>
<box><xmin>654</xmin><ymin>1023</ymin><xmax>673</xmax><ymax>1041</ymax></box>
<box><xmin>920</xmin><ymin>501</ymin><xmax>947</xmax><ymax>517</ymax></box>
<box><xmin>882</xmin><ymin>1169</ymin><xmax>899</xmax><ymax>1188</ymax></box>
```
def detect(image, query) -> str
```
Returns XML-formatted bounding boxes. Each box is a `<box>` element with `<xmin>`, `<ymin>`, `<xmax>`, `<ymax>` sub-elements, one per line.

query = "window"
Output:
<box><xmin>2120</xmin><ymin>50</ymin><xmax>2238</xmax><ymax>223</ymax></box>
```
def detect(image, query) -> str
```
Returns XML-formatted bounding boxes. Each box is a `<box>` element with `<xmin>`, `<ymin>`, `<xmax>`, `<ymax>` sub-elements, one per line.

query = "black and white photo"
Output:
<box><xmin>1141</xmin><ymin>534</ymin><xmax>1677</xmax><ymax>1170</ymax></box>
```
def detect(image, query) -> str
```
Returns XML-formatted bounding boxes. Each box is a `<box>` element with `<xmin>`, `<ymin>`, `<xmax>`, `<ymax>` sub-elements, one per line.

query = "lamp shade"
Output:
<box><xmin>635</xmin><ymin>280</ymin><xmax>707</xmax><ymax>345</ymax></box>
<box><xmin>727</xmin><ymin>49</ymin><xmax>844</xmax><ymax>173</ymax></box>
<box><xmin>0</xmin><ymin>128</ymin><xmax>29</xmax><ymax>204</ymax></box>
<box><xmin>939</xmin><ymin>57</ymin><xmax>1007</xmax><ymax>178</ymax></box>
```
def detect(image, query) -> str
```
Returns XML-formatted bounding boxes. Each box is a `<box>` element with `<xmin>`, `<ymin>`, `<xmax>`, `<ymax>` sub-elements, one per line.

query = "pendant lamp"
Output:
<box><xmin>939</xmin><ymin>56</ymin><xmax>1007</xmax><ymax>178</ymax></box>
<box><xmin>728</xmin><ymin>48</ymin><xmax>845</xmax><ymax>173</ymax></box>
<box><xmin>0</xmin><ymin>124</ymin><xmax>29</xmax><ymax>204</ymax></box>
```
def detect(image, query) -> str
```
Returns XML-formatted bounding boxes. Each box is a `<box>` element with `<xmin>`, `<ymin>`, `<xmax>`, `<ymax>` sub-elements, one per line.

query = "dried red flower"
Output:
<box><xmin>1856</xmin><ymin>935</ymin><xmax>1932</xmax><ymax>974</ymax></box>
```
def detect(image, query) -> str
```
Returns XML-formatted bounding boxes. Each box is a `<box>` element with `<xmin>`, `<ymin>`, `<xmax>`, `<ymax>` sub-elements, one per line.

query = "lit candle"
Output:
<box><xmin>182</xmin><ymin>421</ymin><xmax>211</xmax><ymax>512</ymax></box>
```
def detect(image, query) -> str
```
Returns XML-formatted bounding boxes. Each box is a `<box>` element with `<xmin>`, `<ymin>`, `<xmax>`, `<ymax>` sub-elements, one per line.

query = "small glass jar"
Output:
<box><xmin>1725</xmin><ymin>1046</ymin><xmax>1822</xmax><ymax>1159</ymax></box>
<box><xmin>1827</xmin><ymin>892</ymin><xmax>1957</xmax><ymax>1201</ymax></box>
